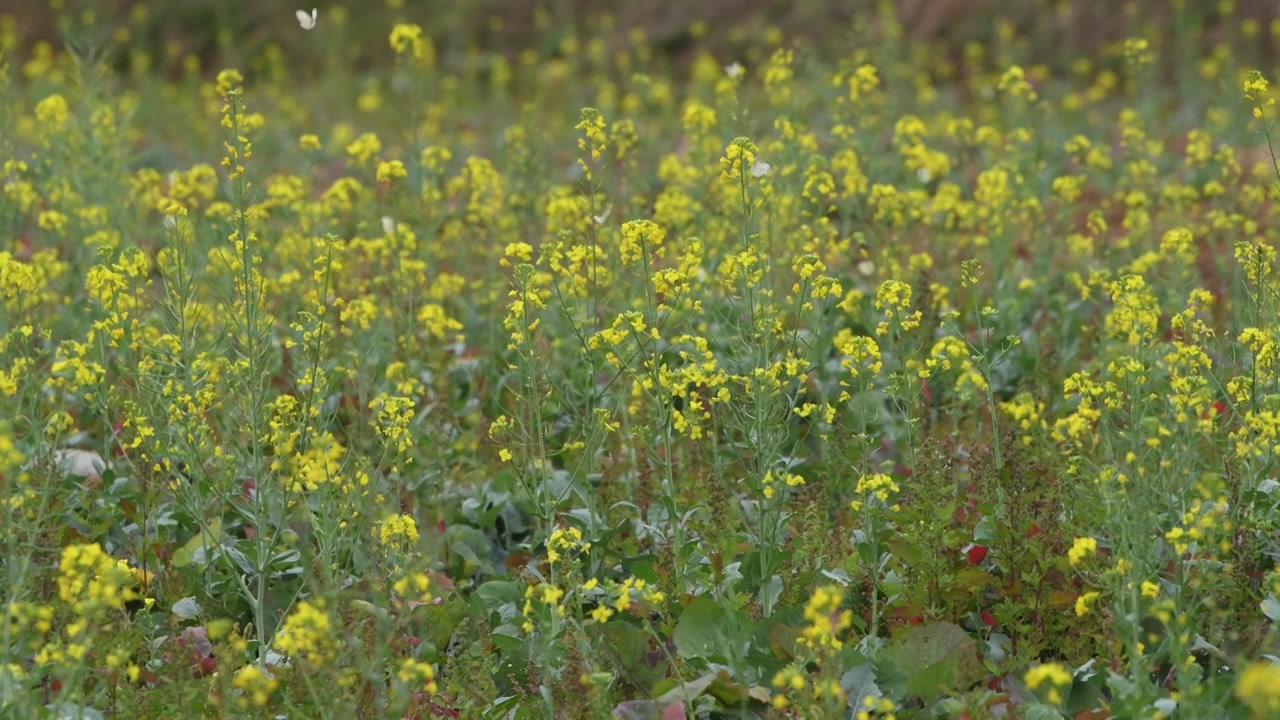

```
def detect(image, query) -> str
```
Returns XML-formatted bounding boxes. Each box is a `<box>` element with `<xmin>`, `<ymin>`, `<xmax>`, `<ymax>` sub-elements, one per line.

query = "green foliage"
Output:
<box><xmin>6</xmin><ymin>1</ymin><xmax>1280</xmax><ymax>719</ymax></box>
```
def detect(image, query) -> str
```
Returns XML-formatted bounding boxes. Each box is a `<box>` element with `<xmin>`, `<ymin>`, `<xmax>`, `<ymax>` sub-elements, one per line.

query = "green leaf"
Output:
<box><xmin>1020</xmin><ymin>703</ymin><xmax>1067</xmax><ymax>720</ymax></box>
<box><xmin>627</xmin><ymin>558</ymin><xmax>661</xmax><ymax>585</ymax></box>
<box><xmin>673</xmin><ymin>596</ymin><xmax>741</xmax><ymax>660</ymax></box>
<box><xmin>47</xmin><ymin>703</ymin><xmax>104</xmax><ymax>720</ymax></box>
<box><xmin>610</xmin><ymin>700</ymin><xmax>662</xmax><ymax>720</ymax></box>
<box><xmin>705</xmin><ymin>671</ymin><xmax>751</xmax><ymax>705</ymax></box>
<box><xmin>484</xmin><ymin>695</ymin><xmax>521</xmax><ymax>719</ymax></box>
<box><xmin>884</xmin><ymin>621</ymin><xmax>983</xmax><ymax>704</ymax></box>
<box><xmin>1261</xmin><ymin>595</ymin><xmax>1280</xmax><ymax>622</ymax></box>
<box><xmin>840</xmin><ymin>663</ymin><xmax>882</xmax><ymax>713</ymax></box>
<box><xmin>974</xmin><ymin>515</ymin><xmax>998</xmax><ymax>544</ymax></box>
<box><xmin>953</xmin><ymin>566</ymin><xmax>994</xmax><ymax>590</ymax></box>
<box><xmin>476</xmin><ymin>580</ymin><xmax>522</xmax><ymax>608</ymax></box>
<box><xmin>765</xmin><ymin>621</ymin><xmax>802</xmax><ymax>661</ymax></box>
<box><xmin>758</xmin><ymin>574</ymin><xmax>784</xmax><ymax>616</ymax></box>
<box><xmin>490</xmin><ymin>623</ymin><xmax>525</xmax><ymax>655</ymax></box>
<box><xmin>654</xmin><ymin>669</ymin><xmax>724</xmax><ymax>706</ymax></box>
<box><xmin>598</xmin><ymin>623</ymin><xmax>669</xmax><ymax>693</ymax></box>
<box><xmin>349</xmin><ymin>598</ymin><xmax>390</xmax><ymax>621</ymax></box>
<box><xmin>446</xmin><ymin>524</ymin><xmax>496</xmax><ymax>576</ymax></box>
<box><xmin>415</xmin><ymin>595</ymin><xmax>471</xmax><ymax>652</ymax></box>
<box><xmin>170</xmin><ymin>519</ymin><xmax>222</xmax><ymax>568</ymax></box>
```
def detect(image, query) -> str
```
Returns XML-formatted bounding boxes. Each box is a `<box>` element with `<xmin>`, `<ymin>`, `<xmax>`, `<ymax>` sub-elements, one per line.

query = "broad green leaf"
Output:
<box><xmin>598</xmin><ymin>623</ymin><xmax>669</xmax><ymax>693</ymax></box>
<box><xmin>1261</xmin><ymin>595</ymin><xmax>1280</xmax><ymax>622</ymax></box>
<box><xmin>672</xmin><ymin>596</ymin><xmax>741</xmax><ymax>660</ymax></box>
<box><xmin>759</xmin><ymin>574</ymin><xmax>784</xmax><ymax>616</ymax></box>
<box><xmin>1020</xmin><ymin>703</ymin><xmax>1067</xmax><ymax>720</ymax></box>
<box><xmin>884</xmin><ymin>621</ymin><xmax>983</xmax><ymax>704</ymax></box>
<box><xmin>840</xmin><ymin>663</ymin><xmax>882</xmax><ymax>714</ymax></box>
<box><xmin>654</xmin><ymin>669</ymin><xmax>724</xmax><ymax>706</ymax></box>
<box><xmin>170</xmin><ymin>519</ymin><xmax>222</xmax><ymax>568</ymax></box>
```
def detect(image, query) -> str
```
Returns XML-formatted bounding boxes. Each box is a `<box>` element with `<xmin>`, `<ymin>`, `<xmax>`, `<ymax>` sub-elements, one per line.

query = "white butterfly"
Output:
<box><xmin>750</xmin><ymin>158</ymin><xmax>771</xmax><ymax>178</ymax></box>
<box><xmin>296</xmin><ymin>8</ymin><xmax>317</xmax><ymax>30</ymax></box>
<box><xmin>724</xmin><ymin>62</ymin><xmax>744</xmax><ymax>79</ymax></box>
<box><xmin>381</xmin><ymin>216</ymin><xmax>396</xmax><ymax>235</ymax></box>
<box><xmin>592</xmin><ymin>205</ymin><xmax>612</xmax><ymax>225</ymax></box>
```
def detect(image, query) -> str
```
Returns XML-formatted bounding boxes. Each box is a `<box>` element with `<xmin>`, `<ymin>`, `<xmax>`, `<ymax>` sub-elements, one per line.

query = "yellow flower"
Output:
<box><xmin>378</xmin><ymin>513</ymin><xmax>420</xmax><ymax>547</ymax></box>
<box><xmin>215</xmin><ymin>68</ymin><xmax>243</xmax><ymax>96</ymax></box>
<box><xmin>232</xmin><ymin>664</ymin><xmax>279</xmax><ymax>708</ymax></box>
<box><xmin>34</xmin><ymin>93</ymin><xmax>69</xmax><ymax>129</ymax></box>
<box><xmin>718</xmin><ymin>137</ymin><xmax>759</xmax><ymax>181</ymax></box>
<box><xmin>1024</xmin><ymin>662</ymin><xmax>1072</xmax><ymax>705</ymax></box>
<box><xmin>772</xmin><ymin>666</ymin><xmax>805</xmax><ymax>692</ymax></box>
<box><xmin>851</xmin><ymin>473</ymin><xmax>899</xmax><ymax>511</ymax></box>
<box><xmin>273</xmin><ymin>601</ymin><xmax>335</xmax><ymax>664</ymax></box>
<box><xmin>618</xmin><ymin>219</ymin><xmax>665</xmax><ymax>265</ymax></box>
<box><xmin>376</xmin><ymin>159</ymin><xmax>407</xmax><ymax>182</ymax></box>
<box><xmin>57</xmin><ymin>544</ymin><xmax>138</xmax><ymax>619</ymax></box>
<box><xmin>345</xmin><ymin>132</ymin><xmax>382</xmax><ymax>166</ymax></box>
<box><xmin>1068</xmin><ymin>537</ymin><xmax>1098</xmax><ymax>566</ymax></box>
<box><xmin>1244</xmin><ymin>69</ymin><xmax>1270</xmax><ymax>98</ymax></box>
<box><xmin>389</xmin><ymin>23</ymin><xmax>429</xmax><ymax>61</ymax></box>
<box><xmin>1075</xmin><ymin>591</ymin><xmax>1100</xmax><ymax>617</ymax></box>
<box><xmin>397</xmin><ymin>658</ymin><xmax>438</xmax><ymax>694</ymax></box>
<box><xmin>997</xmin><ymin>65</ymin><xmax>1037</xmax><ymax>101</ymax></box>
<box><xmin>799</xmin><ymin>585</ymin><xmax>852</xmax><ymax>650</ymax></box>
<box><xmin>855</xmin><ymin>696</ymin><xmax>896</xmax><ymax>720</ymax></box>
<box><xmin>1236</xmin><ymin>661</ymin><xmax>1280</xmax><ymax>715</ymax></box>
<box><xmin>392</xmin><ymin>572</ymin><xmax>432</xmax><ymax>602</ymax></box>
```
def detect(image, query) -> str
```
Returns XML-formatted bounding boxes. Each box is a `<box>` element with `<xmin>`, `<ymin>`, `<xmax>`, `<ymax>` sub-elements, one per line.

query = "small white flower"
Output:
<box><xmin>750</xmin><ymin>158</ymin><xmax>771</xmax><ymax>178</ymax></box>
<box><xmin>296</xmin><ymin>8</ymin><xmax>317</xmax><ymax>30</ymax></box>
<box><xmin>856</xmin><ymin>259</ymin><xmax>876</xmax><ymax>276</ymax></box>
<box><xmin>381</xmin><ymin>216</ymin><xmax>395</xmax><ymax>235</ymax></box>
<box><xmin>592</xmin><ymin>205</ymin><xmax>612</xmax><ymax>225</ymax></box>
<box><xmin>724</xmin><ymin>62</ymin><xmax>744</xmax><ymax>79</ymax></box>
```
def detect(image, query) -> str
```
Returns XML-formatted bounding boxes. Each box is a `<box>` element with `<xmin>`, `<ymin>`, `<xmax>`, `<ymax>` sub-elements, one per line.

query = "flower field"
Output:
<box><xmin>6</xmin><ymin>2</ymin><xmax>1280</xmax><ymax>718</ymax></box>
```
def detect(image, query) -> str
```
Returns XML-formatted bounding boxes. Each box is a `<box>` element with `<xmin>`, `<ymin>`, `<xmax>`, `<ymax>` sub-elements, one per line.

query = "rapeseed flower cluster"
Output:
<box><xmin>1024</xmin><ymin>662</ymin><xmax>1072</xmax><ymax>705</ymax></box>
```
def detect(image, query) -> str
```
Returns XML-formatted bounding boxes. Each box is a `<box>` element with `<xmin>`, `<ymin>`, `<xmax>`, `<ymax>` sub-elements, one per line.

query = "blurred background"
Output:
<box><xmin>3</xmin><ymin>0</ymin><xmax>1280</xmax><ymax>78</ymax></box>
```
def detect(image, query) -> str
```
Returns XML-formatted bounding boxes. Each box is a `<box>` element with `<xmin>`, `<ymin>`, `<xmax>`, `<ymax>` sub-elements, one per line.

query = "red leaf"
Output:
<box><xmin>966</xmin><ymin>544</ymin><xmax>989</xmax><ymax>565</ymax></box>
<box><xmin>663</xmin><ymin>702</ymin><xmax>688</xmax><ymax>720</ymax></box>
<box><xmin>1202</xmin><ymin>400</ymin><xmax>1227</xmax><ymax>421</ymax></box>
<box><xmin>981</xmin><ymin>610</ymin><xmax>997</xmax><ymax>627</ymax></box>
